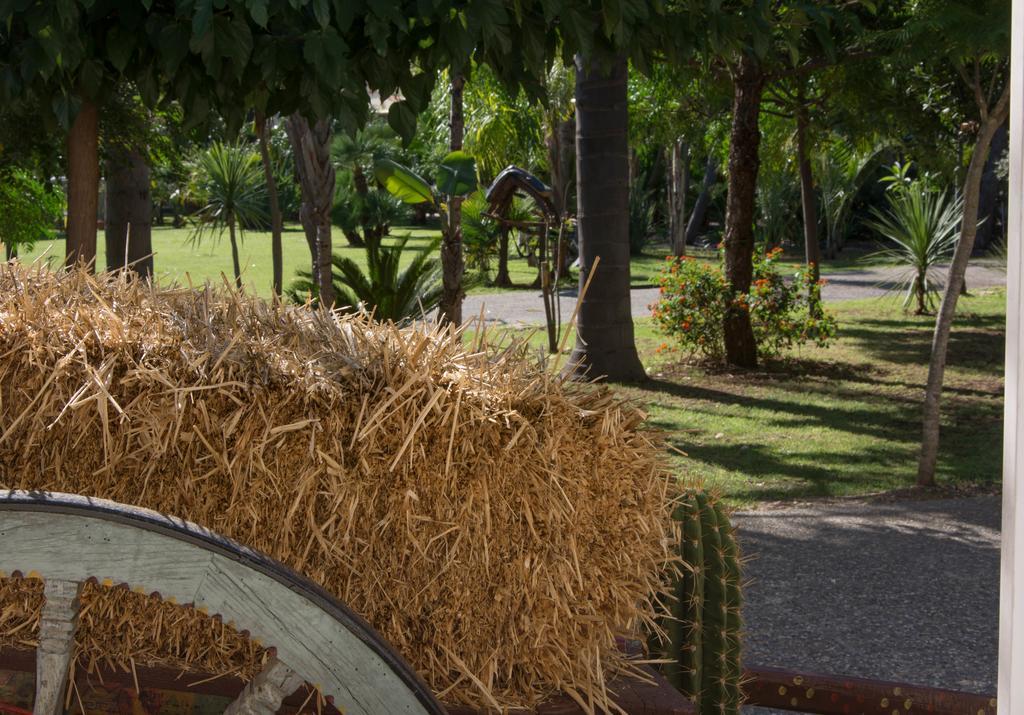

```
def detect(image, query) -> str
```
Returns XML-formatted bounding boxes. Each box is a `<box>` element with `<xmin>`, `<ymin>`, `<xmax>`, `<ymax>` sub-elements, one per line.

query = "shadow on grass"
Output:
<box><xmin>841</xmin><ymin>321</ymin><xmax>1004</xmax><ymax>367</ymax></box>
<box><xmin>642</xmin><ymin>377</ymin><xmax>920</xmax><ymax>443</ymax></box>
<box><xmin>679</xmin><ymin>442</ymin><xmax>919</xmax><ymax>502</ymax></box>
<box><xmin>637</xmin><ymin>368</ymin><xmax>1002</xmax><ymax>501</ymax></box>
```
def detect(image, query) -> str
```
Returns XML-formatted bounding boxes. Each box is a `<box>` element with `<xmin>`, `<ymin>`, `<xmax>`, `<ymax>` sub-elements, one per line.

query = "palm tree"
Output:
<box><xmin>864</xmin><ymin>178</ymin><xmax>963</xmax><ymax>315</ymax></box>
<box><xmin>817</xmin><ymin>140</ymin><xmax>890</xmax><ymax>259</ymax></box>
<box><xmin>286</xmin><ymin>114</ymin><xmax>336</xmax><ymax>308</ymax></box>
<box><xmin>565</xmin><ymin>55</ymin><xmax>645</xmax><ymax>382</ymax></box>
<box><xmin>289</xmin><ymin>236</ymin><xmax>443</xmax><ymax>323</ymax></box>
<box><xmin>332</xmin><ymin>123</ymin><xmax>398</xmax><ymax>246</ymax></box>
<box><xmin>188</xmin><ymin>143</ymin><xmax>268</xmax><ymax>290</ymax></box>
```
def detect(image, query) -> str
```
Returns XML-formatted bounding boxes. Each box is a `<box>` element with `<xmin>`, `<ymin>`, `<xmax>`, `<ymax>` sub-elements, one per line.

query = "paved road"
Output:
<box><xmin>463</xmin><ymin>263</ymin><xmax>1006</xmax><ymax>327</ymax></box>
<box><xmin>734</xmin><ymin>496</ymin><xmax>1000</xmax><ymax>713</ymax></box>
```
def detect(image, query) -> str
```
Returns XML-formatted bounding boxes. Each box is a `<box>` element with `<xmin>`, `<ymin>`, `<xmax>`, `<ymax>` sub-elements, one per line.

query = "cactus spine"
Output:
<box><xmin>658</xmin><ymin>489</ymin><xmax>742</xmax><ymax>714</ymax></box>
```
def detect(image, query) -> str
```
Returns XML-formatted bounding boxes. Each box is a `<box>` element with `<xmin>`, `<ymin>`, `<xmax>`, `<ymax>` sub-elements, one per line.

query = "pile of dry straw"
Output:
<box><xmin>0</xmin><ymin>265</ymin><xmax>675</xmax><ymax>712</ymax></box>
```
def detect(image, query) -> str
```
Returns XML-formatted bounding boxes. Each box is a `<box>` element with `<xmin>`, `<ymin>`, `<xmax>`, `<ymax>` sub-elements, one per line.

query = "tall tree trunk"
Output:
<box><xmin>66</xmin><ymin>99</ymin><xmax>100</xmax><ymax>271</ymax></box>
<box><xmin>104</xmin><ymin>149</ymin><xmax>153</xmax><ymax>279</ymax></box>
<box><xmin>285</xmin><ymin>118</ymin><xmax>319</xmax><ymax>278</ymax></box>
<box><xmin>565</xmin><ymin>55</ymin><xmax>645</xmax><ymax>382</ymax></box>
<box><xmin>286</xmin><ymin>114</ymin><xmax>335</xmax><ymax>307</ymax></box>
<box><xmin>228</xmin><ymin>216</ymin><xmax>242</xmax><ymax>290</ymax></box>
<box><xmin>795</xmin><ymin>98</ymin><xmax>822</xmax><ymax>304</ymax></box>
<box><xmin>795</xmin><ymin>103</ymin><xmax>821</xmax><ymax>281</ymax></box>
<box><xmin>722</xmin><ymin>55</ymin><xmax>765</xmax><ymax>369</ymax></box>
<box><xmin>668</xmin><ymin>138</ymin><xmax>690</xmax><ymax>256</ymax></box>
<box><xmin>495</xmin><ymin>225</ymin><xmax>513</xmax><ymax>287</ymax></box>
<box><xmin>351</xmin><ymin>165</ymin><xmax>373</xmax><ymax>247</ymax></box>
<box><xmin>547</xmin><ymin>116</ymin><xmax>576</xmax><ymax>275</ymax></box>
<box><xmin>439</xmin><ymin>73</ymin><xmax>466</xmax><ymax>326</ymax></box>
<box><xmin>686</xmin><ymin>154</ymin><xmax>717</xmax><ymax>245</ymax></box>
<box><xmin>255</xmin><ymin>112</ymin><xmax>284</xmax><ymax>297</ymax></box>
<box><xmin>917</xmin><ymin>84</ymin><xmax>1010</xmax><ymax>486</ymax></box>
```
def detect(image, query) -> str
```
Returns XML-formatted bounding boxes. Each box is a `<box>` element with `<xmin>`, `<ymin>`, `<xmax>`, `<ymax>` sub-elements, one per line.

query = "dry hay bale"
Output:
<box><xmin>0</xmin><ymin>264</ymin><xmax>675</xmax><ymax>712</ymax></box>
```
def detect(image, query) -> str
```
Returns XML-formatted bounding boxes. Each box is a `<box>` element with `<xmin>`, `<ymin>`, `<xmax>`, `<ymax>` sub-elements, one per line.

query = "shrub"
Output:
<box><xmin>0</xmin><ymin>169</ymin><xmax>64</xmax><ymax>257</ymax></box>
<box><xmin>651</xmin><ymin>247</ymin><xmax>837</xmax><ymax>362</ymax></box>
<box><xmin>288</xmin><ymin>235</ymin><xmax>442</xmax><ymax>322</ymax></box>
<box><xmin>629</xmin><ymin>183</ymin><xmax>658</xmax><ymax>256</ymax></box>
<box><xmin>332</xmin><ymin>177</ymin><xmax>409</xmax><ymax>247</ymax></box>
<box><xmin>461</xmin><ymin>190</ymin><xmax>499</xmax><ymax>277</ymax></box>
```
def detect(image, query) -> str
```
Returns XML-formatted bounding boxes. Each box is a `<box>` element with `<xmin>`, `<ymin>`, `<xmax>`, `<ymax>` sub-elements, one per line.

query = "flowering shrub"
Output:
<box><xmin>651</xmin><ymin>248</ymin><xmax>837</xmax><ymax>362</ymax></box>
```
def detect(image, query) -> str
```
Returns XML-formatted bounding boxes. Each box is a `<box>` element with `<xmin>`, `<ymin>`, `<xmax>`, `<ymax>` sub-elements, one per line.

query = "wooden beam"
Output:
<box><xmin>224</xmin><ymin>657</ymin><xmax>305</xmax><ymax>715</ymax></box>
<box><xmin>744</xmin><ymin>665</ymin><xmax>995</xmax><ymax>714</ymax></box>
<box><xmin>34</xmin><ymin>579</ymin><xmax>82</xmax><ymax>715</ymax></box>
<box><xmin>999</xmin><ymin>2</ymin><xmax>1024</xmax><ymax>713</ymax></box>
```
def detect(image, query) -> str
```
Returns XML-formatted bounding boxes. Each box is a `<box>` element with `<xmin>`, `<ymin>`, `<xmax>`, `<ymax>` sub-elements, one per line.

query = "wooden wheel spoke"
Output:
<box><xmin>0</xmin><ymin>491</ymin><xmax>448</xmax><ymax>715</ymax></box>
<box><xmin>224</xmin><ymin>657</ymin><xmax>305</xmax><ymax>715</ymax></box>
<box><xmin>34</xmin><ymin>579</ymin><xmax>82</xmax><ymax>715</ymax></box>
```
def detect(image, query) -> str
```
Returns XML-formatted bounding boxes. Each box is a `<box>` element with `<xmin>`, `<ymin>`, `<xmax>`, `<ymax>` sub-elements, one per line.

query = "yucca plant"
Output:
<box><xmin>188</xmin><ymin>143</ymin><xmax>268</xmax><ymax>289</ymax></box>
<box><xmin>289</xmin><ymin>236</ymin><xmax>443</xmax><ymax>323</ymax></box>
<box><xmin>864</xmin><ymin>173</ymin><xmax>962</xmax><ymax>314</ymax></box>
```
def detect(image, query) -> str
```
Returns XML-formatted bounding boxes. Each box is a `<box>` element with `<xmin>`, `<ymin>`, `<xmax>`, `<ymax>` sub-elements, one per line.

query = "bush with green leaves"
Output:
<box><xmin>652</xmin><ymin>248</ymin><xmax>837</xmax><ymax>362</ymax></box>
<box><xmin>816</xmin><ymin>140</ymin><xmax>890</xmax><ymax>258</ymax></box>
<box><xmin>289</xmin><ymin>235</ymin><xmax>443</xmax><ymax>323</ymax></box>
<box><xmin>755</xmin><ymin>168</ymin><xmax>801</xmax><ymax>248</ymax></box>
<box><xmin>461</xmin><ymin>190</ymin><xmax>499</xmax><ymax>277</ymax></box>
<box><xmin>629</xmin><ymin>183</ymin><xmax>658</xmax><ymax>256</ymax></box>
<box><xmin>332</xmin><ymin>177</ymin><xmax>409</xmax><ymax>247</ymax></box>
<box><xmin>864</xmin><ymin>163</ymin><xmax>962</xmax><ymax>314</ymax></box>
<box><xmin>0</xmin><ymin>169</ymin><xmax>64</xmax><ymax>258</ymax></box>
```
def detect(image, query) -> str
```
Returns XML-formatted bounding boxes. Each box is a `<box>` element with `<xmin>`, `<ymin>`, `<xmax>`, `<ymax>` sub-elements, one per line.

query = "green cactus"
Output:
<box><xmin>655</xmin><ymin>489</ymin><xmax>743</xmax><ymax>715</ymax></box>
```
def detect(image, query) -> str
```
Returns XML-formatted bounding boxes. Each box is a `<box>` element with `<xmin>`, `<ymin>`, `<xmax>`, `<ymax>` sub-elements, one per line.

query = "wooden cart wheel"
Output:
<box><xmin>0</xmin><ymin>490</ymin><xmax>448</xmax><ymax>715</ymax></box>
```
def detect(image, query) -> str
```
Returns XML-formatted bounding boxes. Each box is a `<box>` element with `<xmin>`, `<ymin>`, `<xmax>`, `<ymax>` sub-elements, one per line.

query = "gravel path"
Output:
<box><xmin>464</xmin><ymin>263</ymin><xmax>1006</xmax><ymax>327</ymax></box>
<box><xmin>734</xmin><ymin>496</ymin><xmax>1000</xmax><ymax>712</ymax></box>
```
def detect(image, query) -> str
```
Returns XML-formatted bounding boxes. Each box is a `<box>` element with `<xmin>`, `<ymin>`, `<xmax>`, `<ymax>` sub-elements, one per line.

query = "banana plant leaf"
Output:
<box><xmin>436</xmin><ymin>151</ymin><xmax>478</xmax><ymax>197</ymax></box>
<box><xmin>373</xmin><ymin>159</ymin><xmax>435</xmax><ymax>205</ymax></box>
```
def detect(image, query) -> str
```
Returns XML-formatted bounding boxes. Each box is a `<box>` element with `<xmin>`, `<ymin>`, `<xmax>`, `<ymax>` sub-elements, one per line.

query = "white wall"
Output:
<box><xmin>998</xmin><ymin>1</ymin><xmax>1024</xmax><ymax>713</ymax></box>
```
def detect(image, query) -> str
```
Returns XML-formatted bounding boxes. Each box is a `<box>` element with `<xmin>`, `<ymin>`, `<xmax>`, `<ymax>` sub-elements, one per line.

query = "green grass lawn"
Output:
<box><xmin>20</xmin><ymin>224</ymin><xmax>445</xmax><ymax>299</ymax></box>
<box><xmin>636</xmin><ymin>291</ymin><xmax>1005</xmax><ymax>505</ymax></box>
<box><xmin>501</xmin><ymin>290</ymin><xmax>1006</xmax><ymax>507</ymax></box>
<box><xmin>22</xmin><ymin>223</ymin><xmax>652</xmax><ymax>297</ymax></box>
<box><xmin>19</xmin><ymin>224</ymin><xmax>902</xmax><ymax>301</ymax></box>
